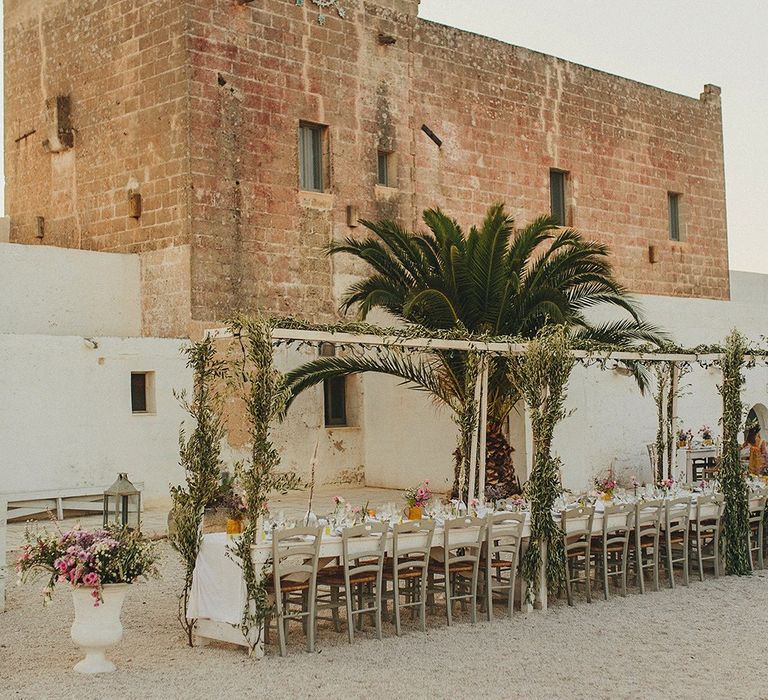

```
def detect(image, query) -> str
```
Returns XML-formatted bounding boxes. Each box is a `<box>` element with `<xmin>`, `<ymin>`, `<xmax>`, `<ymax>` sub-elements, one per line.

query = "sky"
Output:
<box><xmin>1</xmin><ymin>2</ymin><xmax>765</xmax><ymax>273</ymax></box>
<box><xmin>419</xmin><ymin>0</ymin><xmax>768</xmax><ymax>273</ymax></box>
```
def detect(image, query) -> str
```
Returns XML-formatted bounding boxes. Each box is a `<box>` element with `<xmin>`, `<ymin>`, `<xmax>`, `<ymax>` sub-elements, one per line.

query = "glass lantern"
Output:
<box><xmin>103</xmin><ymin>473</ymin><xmax>142</xmax><ymax>530</ymax></box>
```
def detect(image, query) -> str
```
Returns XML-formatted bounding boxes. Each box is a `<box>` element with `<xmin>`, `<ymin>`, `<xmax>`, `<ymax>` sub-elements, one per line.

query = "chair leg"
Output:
<box><xmin>713</xmin><ymin>533</ymin><xmax>721</xmax><ymax>578</ymax></box>
<box><xmin>394</xmin><ymin>576</ymin><xmax>402</xmax><ymax>636</ymax></box>
<box><xmin>637</xmin><ymin>548</ymin><xmax>645</xmax><ymax>594</ymax></box>
<box><xmin>508</xmin><ymin>567</ymin><xmax>516</xmax><ymax>619</ymax></box>
<box><xmin>585</xmin><ymin>551</ymin><xmax>592</xmax><ymax>604</ymax></box>
<box><xmin>564</xmin><ymin>556</ymin><xmax>574</xmax><ymax>606</ymax></box>
<box><xmin>666</xmin><ymin>536</ymin><xmax>675</xmax><ymax>590</ymax></box>
<box><xmin>446</xmin><ymin>574</ymin><xmax>453</xmax><ymax>626</ymax></box>
<box><xmin>602</xmin><ymin>550</ymin><xmax>609</xmax><ymax>601</ymax></box>
<box><xmin>696</xmin><ymin>533</ymin><xmax>704</xmax><ymax>582</ymax></box>
<box><xmin>470</xmin><ymin>567</ymin><xmax>479</xmax><ymax>624</ymax></box>
<box><xmin>345</xmin><ymin>587</ymin><xmax>355</xmax><ymax>644</ymax></box>
<box><xmin>330</xmin><ymin>586</ymin><xmax>341</xmax><ymax>632</ymax></box>
<box><xmin>653</xmin><ymin>546</ymin><xmax>660</xmax><ymax>592</ymax></box>
<box><xmin>486</xmin><ymin>565</ymin><xmax>494</xmax><ymax>621</ymax></box>
<box><xmin>621</xmin><ymin>544</ymin><xmax>628</xmax><ymax>597</ymax></box>
<box><xmin>682</xmin><ymin>536</ymin><xmax>690</xmax><ymax>587</ymax></box>
<box><xmin>374</xmin><ymin>580</ymin><xmax>382</xmax><ymax>641</ymax></box>
<box><xmin>307</xmin><ymin>590</ymin><xmax>316</xmax><ymax>653</ymax></box>
<box><xmin>277</xmin><ymin>595</ymin><xmax>288</xmax><ymax>657</ymax></box>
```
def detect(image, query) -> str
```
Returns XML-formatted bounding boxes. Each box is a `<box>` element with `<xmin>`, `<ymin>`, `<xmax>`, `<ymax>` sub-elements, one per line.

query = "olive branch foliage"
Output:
<box><xmin>169</xmin><ymin>337</ymin><xmax>228</xmax><ymax>646</ymax></box>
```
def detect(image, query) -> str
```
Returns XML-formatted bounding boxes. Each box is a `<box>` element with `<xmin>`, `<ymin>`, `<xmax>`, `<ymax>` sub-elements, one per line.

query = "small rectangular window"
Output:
<box><xmin>131</xmin><ymin>372</ymin><xmax>155</xmax><ymax>414</ymax></box>
<box><xmin>299</xmin><ymin>122</ymin><xmax>325</xmax><ymax>192</ymax></box>
<box><xmin>324</xmin><ymin>377</ymin><xmax>347</xmax><ymax>426</ymax></box>
<box><xmin>668</xmin><ymin>192</ymin><xmax>681</xmax><ymax>241</ymax></box>
<box><xmin>550</xmin><ymin>170</ymin><xmax>567</xmax><ymax>225</ymax></box>
<box><xmin>377</xmin><ymin>151</ymin><xmax>391</xmax><ymax>186</ymax></box>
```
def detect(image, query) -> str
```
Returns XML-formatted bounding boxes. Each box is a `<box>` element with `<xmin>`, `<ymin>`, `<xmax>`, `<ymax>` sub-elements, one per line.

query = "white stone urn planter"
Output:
<box><xmin>70</xmin><ymin>583</ymin><xmax>128</xmax><ymax>674</ymax></box>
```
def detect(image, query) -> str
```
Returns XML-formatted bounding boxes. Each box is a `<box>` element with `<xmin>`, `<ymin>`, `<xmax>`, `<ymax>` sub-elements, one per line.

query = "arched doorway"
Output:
<box><xmin>746</xmin><ymin>403</ymin><xmax>768</xmax><ymax>439</ymax></box>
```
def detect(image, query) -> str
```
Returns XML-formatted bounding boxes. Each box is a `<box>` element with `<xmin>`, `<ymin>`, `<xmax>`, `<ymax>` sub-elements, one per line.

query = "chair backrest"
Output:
<box><xmin>749</xmin><ymin>490</ymin><xmax>768</xmax><ymax>516</ymax></box>
<box><xmin>602</xmin><ymin>503</ymin><xmax>634</xmax><ymax>537</ymax></box>
<box><xmin>694</xmin><ymin>494</ymin><xmax>724</xmax><ymax>529</ymax></box>
<box><xmin>560</xmin><ymin>505</ymin><xmax>595</xmax><ymax>538</ymax></box>
<box><xmin>486</xmin><ymin>512</ymin><xmax>525</xmax><ymax>561</ymax></box>
<box><xmin>341</xmin><ymin>521</ymin><xmax>388</xmax><ymax>579</ymax></box>
<box><xmin>392</xmin><ymin>519</ymin><xmax>435</xmax><ymax>571</ymax></box>
<box><xmin>271</xmin><ymin>525</ymin><xmax>323</xmax><ymax>590</ymax></box>
<box><xmin>634</xmin><ymin>499</ymin><xmax>664</xmax><ymax>538</ymax></box>
<box><xmin>665</xmin><ymin>497</ymin><xmax>692</xmax><ymax>534</ymax></box>
<box><xmin>442</xmin><ymin>516</ymin><xmax>487</xmax><ymax>564</ymax></box>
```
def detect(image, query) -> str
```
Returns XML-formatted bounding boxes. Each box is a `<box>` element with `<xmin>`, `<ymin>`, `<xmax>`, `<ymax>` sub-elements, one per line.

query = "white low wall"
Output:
<box><xmin>0</xmin><ymin>243</ymin><xmax>141</xmax><ymax>337</ymax></box>
<box><xmin>0</xmin><ymin>334</ymin><xmax>190</xmax><ymax>506</ymax></box>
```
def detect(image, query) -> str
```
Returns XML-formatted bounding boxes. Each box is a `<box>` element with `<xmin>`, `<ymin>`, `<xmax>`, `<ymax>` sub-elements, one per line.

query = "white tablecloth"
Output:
<box><xmin>187</xmin><ymin>533</ymin><xmax>246</xmax><ymax>625</ymax></box>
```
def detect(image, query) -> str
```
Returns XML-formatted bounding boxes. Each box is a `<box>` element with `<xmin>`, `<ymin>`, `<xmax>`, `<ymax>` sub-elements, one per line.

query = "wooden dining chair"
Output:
<box><xmin>661</xmin><ymin>497</ymin><xmax>691</xmax><ymax>588</ymax></box>
<box><xmin>594</xmin><ymin>503</ymin><xmax>634</xmax><ymax>600</ymax></box>
<box><xmin>315</xmin><ymin>521</ymin><xmax>388</xmax><ymax>644</ymax></box>
<box><xmin>748</xmin><ymin>491</ymin><xmax>768</xmax><ymax>571</ymax></box>
<box><xmin>482</xmin><ymin>512</ymin><xmax>525</xmax><ymax>621</ymax></box>
<box><xmin>427</xmin><ymin>516</ymin><xmax>487</xmax><ymax>626</ymax></box>
<box><xmin>560</xmin><ymin>505</ymin><xmax>595</xmax><ymax>606</ymax></box>
<box><xmin>265</xmin><ymin>525</ymin><xmax>323</xmax><ymax>657</ymax></box>
<box><xmin>631</xmin><ymin>499</ymin><xmax>664</xmax><ymax>594</ymax></box>
<box><xmin>382</xmin><ymin>519</ymin><xmax>434</xmax><ymax>635</ymax></box>
<box><xmin>689</xmin><ymin>494</ymin><xmax>724</xmax><ymax>581</ymax></box>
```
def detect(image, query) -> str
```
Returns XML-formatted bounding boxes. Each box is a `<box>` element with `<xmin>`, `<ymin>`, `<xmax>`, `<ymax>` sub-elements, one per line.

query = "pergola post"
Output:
<box><xmin>477</xmin><ymin>359</ymin><xmax>489</xmax><ymax>500</ymax></box>
<box><xmin>467</xmin><ymin>366</ymin><xmax>483</xmax><ymax>502</ymax></box>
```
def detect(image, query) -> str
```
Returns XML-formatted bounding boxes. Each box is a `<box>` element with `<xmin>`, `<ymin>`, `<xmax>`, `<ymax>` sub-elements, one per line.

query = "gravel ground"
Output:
<box><xmin>2</xmin><ymin>541</ymin><xmax>768</xmax><ymax>700</ymax></box>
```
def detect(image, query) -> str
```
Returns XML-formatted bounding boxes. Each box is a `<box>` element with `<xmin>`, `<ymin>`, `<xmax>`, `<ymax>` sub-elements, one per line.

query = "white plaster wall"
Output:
<box><xmin>362</xmin><ymin>374</ymin><xmax>456</xmax><ymax>493</ymax></box>
<box><xmin>269</xmin><ymin>345</ymin><xmax>366</xmax><ymax>485</ymax></box>
<box><xmin>0</xmin><ymin>334</ymin><xmax>191</xmax><ymax>506</ymax></box>
<box><xmin>0</xmin><ymin>243</ymin><xmax>141</xmax><ymax>337</ymax></box>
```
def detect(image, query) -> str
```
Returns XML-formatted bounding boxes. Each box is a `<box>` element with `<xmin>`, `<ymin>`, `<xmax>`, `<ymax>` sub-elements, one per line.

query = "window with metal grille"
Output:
<box><xmin>550</xmin><ymin>169</ymin><xmax>567</xmax><ymax>225</ymax></box>
<box><xmin>298</xmin><ymin>123</ymin><xmax>325</xmax><ymax>192</ymax></box>
<box><xmin>377</xmin><ymin>151</ymin><xmax>391</xmax><ymax>186</ymax></box>
<box><xmin>668</xmin><ymin>192</ymin><xmax>681</xmax><ymax>241</ymax></box>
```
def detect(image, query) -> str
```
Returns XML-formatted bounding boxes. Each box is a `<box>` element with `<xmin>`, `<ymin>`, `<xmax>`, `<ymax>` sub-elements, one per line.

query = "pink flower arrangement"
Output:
<box><xmin>404</xmin><ymin>480</ymin><xmax>432</xmax><ymax>508</ymax></box>
<box><xmin>593</xmin><ymin>477</ymin><xmax>617</xmax><ymax>495</ymax></box>
<box><xmin>16</xmin><ymin>525</ymin><xmax>156</xmax><ymax>606</ymax></box>
<box><xmin>659</xmin><ymin>478</ymin><xmax>675</xmax><ymax>490</ymax></box>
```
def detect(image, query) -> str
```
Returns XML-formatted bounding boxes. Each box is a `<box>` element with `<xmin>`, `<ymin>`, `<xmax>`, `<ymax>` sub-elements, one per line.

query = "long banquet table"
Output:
<box><xmin>187</xmin><ymin>495</ymin><xmax>742</xmax><ymax>658</ymax></box>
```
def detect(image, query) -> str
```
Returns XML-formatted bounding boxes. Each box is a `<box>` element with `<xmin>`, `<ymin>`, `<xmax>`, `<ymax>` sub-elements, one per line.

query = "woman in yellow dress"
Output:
<box><xmin>743</xmin><ymin>426</ymin><xmax>768</xmax><ymax>475</ymax></box>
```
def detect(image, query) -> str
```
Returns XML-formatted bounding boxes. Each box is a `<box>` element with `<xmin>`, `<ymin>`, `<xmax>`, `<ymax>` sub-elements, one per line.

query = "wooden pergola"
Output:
<box><xmin>207</xmin><ymin>324</ymin><xmax>763</xmax><ymax>499</ymax></box>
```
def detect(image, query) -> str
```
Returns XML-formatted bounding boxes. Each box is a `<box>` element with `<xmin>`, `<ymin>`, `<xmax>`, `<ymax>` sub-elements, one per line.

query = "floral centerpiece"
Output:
<box><xmin>677</xmin><ymin>428</ymin><xmax>693</xmax><ymax>448</ymax></box>
<box><xmin>16</xmin><ymin>524</ymin><xmax>157</xmax><ymax>674</ymax></box>
<box><xmin>404</xmin><ymin>480</ymin><xmax>431</xmax><ymax>519</ymax></box>
<box><xmin>593</xmin><ymin>476</ymin><xmax>617</xmax><ymax>501</ymax></box>
<box><xmin>205</xmin><ymin>472</ymin><xmax>247</xmax><ymax>535</ymax></box>
<box><xmin>699</xmin><ymin>425</ymin><xmax>714</xmax><ymax>445</ymax></box>
<box><xmin>658</xmin><ymin>477</ymin><xmax>676</xmax><ymax>492</ymax></box>
<box><xmin>507</xmin><ymin>495</ymin><xmax>527</xmax><ymax>512</ymax></box>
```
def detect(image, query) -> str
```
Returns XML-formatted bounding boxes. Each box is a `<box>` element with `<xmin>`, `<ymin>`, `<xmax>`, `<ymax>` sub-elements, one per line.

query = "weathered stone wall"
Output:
<box><xmin>4</xmin><ymin>0</ymin><xmax>730</xmax><ymax>338</ymax></box>
<box><xmin>4</xmin><ymin>0</ymin><xmax>192</xmax><ymax>335</ymax></box>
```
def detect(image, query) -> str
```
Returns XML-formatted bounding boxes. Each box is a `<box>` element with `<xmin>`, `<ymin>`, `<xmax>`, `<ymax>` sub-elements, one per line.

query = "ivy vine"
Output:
<box><xmin>509</xmin><ymin>326</ymin><xmax>573</xmax><ymax>603</ymax></box>
<box><xmin>718</xmin><ymin>329</ymin><xmax>751</xmax><ymax>576</ymax></box>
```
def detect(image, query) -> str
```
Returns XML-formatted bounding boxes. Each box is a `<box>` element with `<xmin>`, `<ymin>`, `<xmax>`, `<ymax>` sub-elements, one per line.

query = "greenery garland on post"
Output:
<box><xmin>452</xmin><ymin>351</ymin><xmax>480</xmax><ymax>502</ymax></box>
<box><xmin>228</xmin><ymin>315</ymin><xmax>302</xmax><ymax>647</ymax></box>
<box><xmin>169</xmin><ymin>337</ymin><xmax>227</xmax><ymax>646</ymax></box>
<box><xmin>509</xmin><ymin>325</ymin><xmax>574</xmax><ymax>603</ymax></box>
<box><xmin>718</xmin><ymin>329</ymin><xmax>751</xmax><ymax>576</ymax></box>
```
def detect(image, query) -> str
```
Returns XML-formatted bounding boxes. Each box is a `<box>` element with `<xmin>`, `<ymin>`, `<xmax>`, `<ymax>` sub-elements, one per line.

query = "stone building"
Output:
<box><xmin>5</xmin><ymin>0</ymin><xmax>729</xmax><ymax>341</ymax></box>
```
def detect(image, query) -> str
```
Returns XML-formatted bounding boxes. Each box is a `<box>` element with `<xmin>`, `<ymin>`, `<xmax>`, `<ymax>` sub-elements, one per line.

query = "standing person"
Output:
<box><xmin>743</xmin><ymin>426</ymin><xmax>768</xmax><ymax>475</ymax></box>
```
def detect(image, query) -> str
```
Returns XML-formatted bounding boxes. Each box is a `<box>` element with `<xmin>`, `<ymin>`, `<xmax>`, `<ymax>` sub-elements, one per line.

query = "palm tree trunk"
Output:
<box><xmin>452</xmin><ymin>422</ymin><xmax>521</xmax><ymax>498</ymax></box>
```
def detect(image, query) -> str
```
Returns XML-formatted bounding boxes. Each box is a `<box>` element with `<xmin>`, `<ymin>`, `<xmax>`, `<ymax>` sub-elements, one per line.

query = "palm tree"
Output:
<box><xmin>283</xmin><ymin>204</ymin><xmax>665</xmax><ymax>495</ymax></box>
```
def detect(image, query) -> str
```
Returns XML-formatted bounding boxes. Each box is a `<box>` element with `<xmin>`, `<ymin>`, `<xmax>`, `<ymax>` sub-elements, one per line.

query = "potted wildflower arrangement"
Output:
<box><xmin>16</xmin><ymin>524</ymin><xmax>157</xmax><ymax>674</ymax></box>
<box><xmin>677</xmin><ymin>428</ymin><xmax>693</xmax><ymax>449</ymax></box>
<box><xmin>699</xmin><ymin>425</ymin><xmax>714</xmax><ymax>445</ymax></box>
<box><xmin>593</xmin><ymin>476</ymin><xmax>617</xmax><ymax>501</ymax></box>
<box><xmin>404</xmin><ymin>480</ymin><xmax>432</xmax><ymax>520</ymax></box>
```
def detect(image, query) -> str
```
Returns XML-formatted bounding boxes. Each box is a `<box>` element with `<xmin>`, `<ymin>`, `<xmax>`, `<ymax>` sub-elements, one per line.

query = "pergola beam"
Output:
<box><xmin>205</xmin><ymin>327</ymin><xmax>755</xmax><ymax>363</ymax></box>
